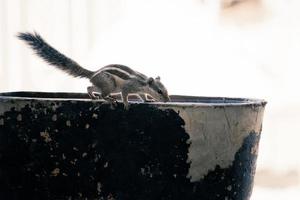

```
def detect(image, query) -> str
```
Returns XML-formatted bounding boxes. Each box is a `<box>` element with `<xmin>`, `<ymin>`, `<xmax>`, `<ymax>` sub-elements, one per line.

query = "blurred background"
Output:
<box><xmin>1</xmin><ymin>0</ymin><xmax>300</xmax><ymax>199</ymax></box>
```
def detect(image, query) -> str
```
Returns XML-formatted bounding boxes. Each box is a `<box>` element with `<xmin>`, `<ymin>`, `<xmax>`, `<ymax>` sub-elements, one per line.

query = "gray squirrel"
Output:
<box><xmin>17</xmin><ymin>32</ymin><xmax>170</xmax><ymax>109</ymax></box>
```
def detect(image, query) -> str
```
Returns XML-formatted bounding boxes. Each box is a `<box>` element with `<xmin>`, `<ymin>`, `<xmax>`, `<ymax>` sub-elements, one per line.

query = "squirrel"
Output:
<box><xmin>17</xmin><ymin>32</ymin><xmax>170</xmax><ymax>109</ymax></box>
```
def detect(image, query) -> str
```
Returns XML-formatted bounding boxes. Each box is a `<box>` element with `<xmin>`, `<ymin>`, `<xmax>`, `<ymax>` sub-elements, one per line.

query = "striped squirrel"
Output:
<box><xmin>17</xmin><ymin>32</ymin><xmax>170</xmax><ymax>109</ymax></box>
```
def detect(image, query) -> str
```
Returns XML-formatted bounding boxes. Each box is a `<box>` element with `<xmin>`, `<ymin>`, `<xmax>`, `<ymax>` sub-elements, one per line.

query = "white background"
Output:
<box><xmin>1</xmin><ymin>0</ymin><xmax>300</xmax><ymax>198</ymax></box>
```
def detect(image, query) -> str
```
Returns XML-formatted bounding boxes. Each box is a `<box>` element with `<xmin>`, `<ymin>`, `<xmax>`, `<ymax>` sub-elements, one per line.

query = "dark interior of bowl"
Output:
<box><xmin>0</xmin><ymin>91</ymin><xmax>266</xmax><ymax>105</ymax></box>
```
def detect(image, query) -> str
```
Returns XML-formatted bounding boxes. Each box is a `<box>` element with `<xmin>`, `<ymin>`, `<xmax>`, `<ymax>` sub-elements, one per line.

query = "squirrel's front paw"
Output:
<box><xmin>88</xmin><ymin>94</ymin><xmax>100</xmax><ymax>100</ymax></box>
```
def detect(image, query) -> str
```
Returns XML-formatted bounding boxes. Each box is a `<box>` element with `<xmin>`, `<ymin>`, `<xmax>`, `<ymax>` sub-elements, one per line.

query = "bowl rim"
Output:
<box><xmin>0</xmin><ymin>91</ymin><xmax>267</xmax><ymax>107</ymax></box>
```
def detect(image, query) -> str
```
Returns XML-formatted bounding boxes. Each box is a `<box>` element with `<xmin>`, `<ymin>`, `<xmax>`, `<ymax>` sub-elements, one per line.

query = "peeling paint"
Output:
<box><xmin>51</xmin><ymin>168</ymin><xmax>60</xmax><ymax>176</ymax></box>
<box><xmin>227</xmin><ymin>185</ymin><xmax>232</xmax><ymax>191</ymax></box>
<box><xmin>104</xmin><ymin>162</ymin><xmax>108</xmax><ymax>168</ymax></box>
<box><xmin>82</xmin><ymin>152</ymin><xmax>87</xmax><ymax>158</ymax></box>
<box><xmin>40</xmin><ymin>131</ymin><xmax>52</xmax><ymax>143</ymax></box>
<box><xmin>92</xmin><ymin>113</ymin><xmax>98</xmax><ymax>119</ymax></box>
<box><xmin>97</xmin><ymin>182</ymin><xmax>102</xmax><ymax>193</ymax></box>
<box><xmin>73</xmin><ymin>147</ymin><xmax>79</xmax><ymax>151</ymax></box>
<box><xmin>52</xmin><ymin>114</ymin><xmax>57</xmax><ymax>121</ymax></box>
<box><xmin>159</xmin><ymin>104</ymin><xmax>265</xmax><ymax>182</ymax></box>
<box><xmin>16</xmin><ymin>114</ymin><xmax>22</xmax><ymax>121</ymax></box>
<box><xmin>251</xmin><ymin>142</ymin><xmax>259</xmax><ymax>155</ymax></box>
<box><xmin>66</xmin><ymin>120</ymin><xmax>71</xmax><ymax>127</ymax></box>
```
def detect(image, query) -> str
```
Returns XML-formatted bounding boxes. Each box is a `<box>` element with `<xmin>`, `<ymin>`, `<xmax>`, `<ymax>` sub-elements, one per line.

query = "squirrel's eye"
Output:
<box><xmin>158</xmin><ymin>89</ymin><xmax>163</xmax><ymax>94</ymax></box>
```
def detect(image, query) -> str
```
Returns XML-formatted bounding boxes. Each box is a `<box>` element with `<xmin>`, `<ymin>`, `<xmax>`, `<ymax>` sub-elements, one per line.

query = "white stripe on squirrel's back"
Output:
<box><xmin>91</xmin><ymin>65</ymin><xmax>144</xmax><ymax>80</ymax></box>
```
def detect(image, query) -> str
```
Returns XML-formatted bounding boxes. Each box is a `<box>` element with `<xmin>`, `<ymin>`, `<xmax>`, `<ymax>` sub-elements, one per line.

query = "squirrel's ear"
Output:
<box><xmin>155</xmin><ymin>76</ymin><xmax>160</xmax><ymax>81</ymax></box>
<box><xmin>147</xmin><ymin>77</ymin><xmax>154</xmax><ymax>85</ymax></box>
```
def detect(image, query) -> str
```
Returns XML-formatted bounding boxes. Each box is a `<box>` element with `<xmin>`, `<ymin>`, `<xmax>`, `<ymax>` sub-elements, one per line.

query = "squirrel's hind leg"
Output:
<box><xmin>91</xmin><ymin>86</ymin><xmax>118</xmax><ymax>109</ymax></box>
<box><xmin>87</xmin><ymin>85</ymin><xmax>115</xmax><ymax>100</ymax></box>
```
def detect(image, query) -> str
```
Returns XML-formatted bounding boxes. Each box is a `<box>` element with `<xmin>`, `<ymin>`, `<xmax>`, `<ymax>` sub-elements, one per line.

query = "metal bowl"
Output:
<box><xmin>0</xmin><ymin>91</ymin><xmax>266</xmax><ymax>200</ymax></box>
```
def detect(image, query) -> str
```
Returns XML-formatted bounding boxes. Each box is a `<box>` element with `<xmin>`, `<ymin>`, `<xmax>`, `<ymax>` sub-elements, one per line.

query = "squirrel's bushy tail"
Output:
<box><xmin>17</xmin><ymin>32</ymin><xmax>94</xmax><ymax>79</ymax></box>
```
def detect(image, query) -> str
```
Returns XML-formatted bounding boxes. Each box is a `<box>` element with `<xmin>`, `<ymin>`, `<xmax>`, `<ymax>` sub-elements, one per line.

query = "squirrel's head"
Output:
<box><xmin>147</xmin><ymin>76</ymin><xmax>170</xmax><ymax>102</ymax></box>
